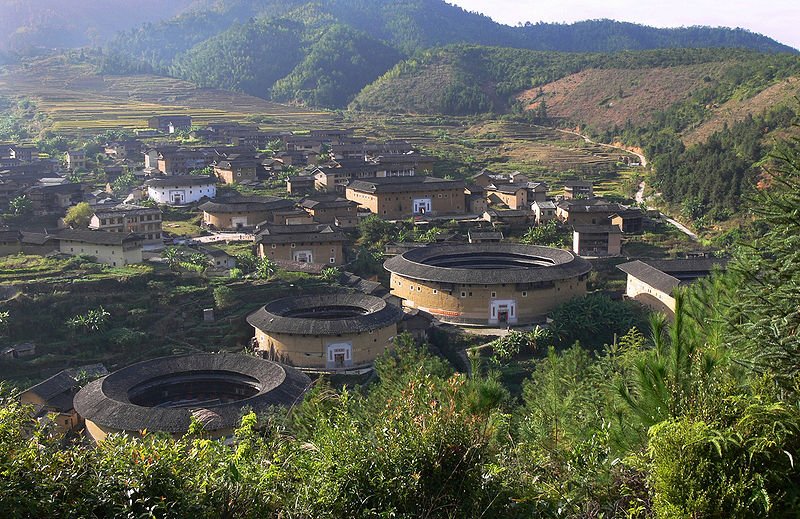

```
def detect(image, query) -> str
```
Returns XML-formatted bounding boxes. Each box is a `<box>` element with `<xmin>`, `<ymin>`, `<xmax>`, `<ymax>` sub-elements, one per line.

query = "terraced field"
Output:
<box><xmin>0</xmin><ymin>58</ymin><xmax>642</xmax><ymax>195</ymax></box>
<box><xmin>0</xmin><ymin>57</ymin><xmax>339</xmax><ymax>135</ymax></box>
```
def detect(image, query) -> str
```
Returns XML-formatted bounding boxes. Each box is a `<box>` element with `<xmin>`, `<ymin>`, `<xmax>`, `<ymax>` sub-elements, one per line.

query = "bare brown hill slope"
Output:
<box><xmin>682</xmin><ymin>76</ymin><xmax>800</xmax><ymax>145</ymax></box>
<box><xmin>517</xmin><ymin>63</ymin><xmax>732</xmax><ymax>132</ymax></box>
<box><xmin>518</xmin><ymin>63</ymin><xmax>800</xmax><ymax>144</ymax></box>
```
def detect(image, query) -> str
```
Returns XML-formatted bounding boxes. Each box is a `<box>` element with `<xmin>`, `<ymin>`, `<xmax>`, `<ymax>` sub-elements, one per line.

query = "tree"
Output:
<box><xmin>256</xmin><ymin>258</ymin><xmax>277</xmax><ymax>279</ymax></box>
<box><xmin>8</xmin><ymin>195</ymin><xmax>31</xmax><ymax>216</ymax></box>
<box><xmin>320</xmin><ymin>267</ymin><xmax>340</xmax><ymax>283</ymax></box>
<box><xmin>520</xmin><ymin>220</ymin><xmax>567</xmax><ymax>247</ymax></box>
<box><xmin>213</xmin><ymin>286</ymin><xmax>235</xmax><ymax>309</ymax></box>
<box><xmin>66</xmin><ymin>306</ymin><xmax>110</xmax><ymax>333</ymax></box>
<box><xmin>726</xmin><ymin>138</ymin><xmax>800</xmax><ymax>381</ymax></box>
<box><xmin>111</xmin><ymin>171</ymin><xmax>138</xmax><ymax>198</ymax></box>
<box><xmin>63</xmin><ymin>202</ymin><xmax>93</xmax><ymax>228</ymax></box>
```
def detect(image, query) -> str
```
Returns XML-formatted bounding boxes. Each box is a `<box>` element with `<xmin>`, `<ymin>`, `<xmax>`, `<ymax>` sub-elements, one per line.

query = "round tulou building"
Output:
<box><xmin>383</xmin><ymin>243</ymin><xmax>592</xmax><ymax>326</ymax></box>
<box><xmin>74</xmin><ymin>353</ymin><xmax>310</xmax><ymax>441</ymax></box>
<box><xmin>247</xmin><ymin>292</ymin><xmax>404</xmax><ymax>372</ymax></box>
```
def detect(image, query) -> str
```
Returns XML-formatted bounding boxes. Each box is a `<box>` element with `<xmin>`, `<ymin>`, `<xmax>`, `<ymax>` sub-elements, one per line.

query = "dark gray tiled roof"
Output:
<box><xmin>255</xmin><ymin>223</ymin><xmax>346</xmax><ymax>245</ymax></box>
<box><xmin>56</xmin><ymin>229</ymin><xmax>142</xmax><ymax>246</ymax></box>
<box><xmin>487</xmin><ymin>184</ymin><xmax>526</xmax><ymax>194</ymax></box>
<box><xmin>617</xmin><ymin>260</ymin><xmax>682</xmax><ymax>294</ymax></box>
<box><xmin>147</xmin><ymin>175</ymin><xmax>216</xmax><ymax>188</ymax></box>
<box><xmin>557</xmin><ymin>199</ymin><xmax>622</xmax><ymax>213</ymax></box>
<box><xmin>573</xmin><ymin>224</ymin><xmax>622</xmax><ymax>234</ymax></box>
<box><xmin>74</xmin><ymin>354</ymin><xmax>310</xmax><ymax>434</ymax></box>
<box><xmin>200</xmin><ymin>197</ymin><xmax>294</xmax><ymax>214</ymax></box>
<box><xmin>247</xmin><ymin>292</ymin><xmax>403</xmax><ymax>335</ymax></box>
<box><xmin>617</xmin><ymin>258</ymin><xmax>727</xmax><ymax>294</ymax></box>
<box><xmin>347</xmin><ymin>176</ymin><xmax>464</xmax><ymax>194</ymax></box>
<box><xmin>384</xmin><ymin>243</ymin><xmax>592</xmax><ymax>285</ymax></box>
<box><xmin>24</xmin><ymin>364</ymin><xmax>108</xmax><ymax>413</ymax></box>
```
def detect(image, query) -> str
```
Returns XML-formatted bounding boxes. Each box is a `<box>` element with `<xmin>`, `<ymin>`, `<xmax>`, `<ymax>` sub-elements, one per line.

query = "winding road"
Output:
<box><xmin>546</xmin><ymin>125</ymin><xmax>700</xmax><ymax>241</ymax></box>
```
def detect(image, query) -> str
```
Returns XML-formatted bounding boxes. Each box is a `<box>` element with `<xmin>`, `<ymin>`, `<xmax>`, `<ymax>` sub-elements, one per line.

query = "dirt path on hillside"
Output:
<box><xmin>548</xmin><ymin>128</ymin><xmax>698</xmax><ymax>241</ymax></box>
<box><xmin>636</xmin><ymin>181</ymin><xmax>698</xmax><ymax>241</ymax></box>
<box><xmin>550</xmin><ymin>126</ymin><xmax>648</xmax><ymax>166</ymax></box>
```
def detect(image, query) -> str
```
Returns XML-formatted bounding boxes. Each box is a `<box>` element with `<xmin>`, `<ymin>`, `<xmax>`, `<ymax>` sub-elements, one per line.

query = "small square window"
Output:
<box><xmin>433</xmin><ymin>289</ymin><xmax>438</xmax><ymax>294</ymax></box>
<box><xmin>522</xmin><ymin>291</ymin><xmax>528</xmax><ymax>297</ymax></box>
<box><xmin>491</xmin><ymin>292</ymin><xmax>496</xmax><ymax>298</ymax></box>
<box><xmin>329</xmin><ymin>258</ymin><xmax>335</xmax><ymax>263</ymax></box>
<box><xmin>291</xmin><ymin>243</ymin><xmax>296</xmax><ymax>248</ymax></box>
<box><xmin>271</xmin><ymin>244</ymin><xmax>276</xmax><ymax>249</ymax></box>
<box><xmin>461</xmin><ymin>291</ymin><xmax>466</xmax><ymax>297</ymax></box>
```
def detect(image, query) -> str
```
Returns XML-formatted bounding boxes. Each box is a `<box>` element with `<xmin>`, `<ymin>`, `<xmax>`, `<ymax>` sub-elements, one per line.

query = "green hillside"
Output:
<box><xmin>95</xmin><ymin>0</ymin><xmax>796</xmax><ymax>110</ymax></box>
<box><xmin>351</xmin><ymin>45</ymin><xmax>800</xmax><ymax>116</ymax></box>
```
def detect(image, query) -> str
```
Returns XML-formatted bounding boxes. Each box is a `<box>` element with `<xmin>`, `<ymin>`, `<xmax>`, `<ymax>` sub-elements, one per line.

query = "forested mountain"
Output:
<box><xmin>95</xmin><ymin>0</ymin><xmax>796</xmax><ymax>109</ymax></box>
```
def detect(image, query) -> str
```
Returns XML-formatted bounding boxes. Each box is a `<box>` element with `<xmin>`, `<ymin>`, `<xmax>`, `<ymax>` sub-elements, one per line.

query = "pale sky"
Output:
<box><xmin>448</xmin><ymin>0</ymin><xmax>800</xmax><ymax>51</ymax></box>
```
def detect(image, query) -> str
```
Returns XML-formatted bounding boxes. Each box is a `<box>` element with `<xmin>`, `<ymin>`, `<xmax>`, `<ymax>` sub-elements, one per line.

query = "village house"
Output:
<box><xmin>25</xmin><ymin>183</ymin><xmax>85</xmax><ymax>215</ymax></box>
<box><xmin>8</xmin><ymin>145</ymin><xmax>37</xmax><ymax>163</ymax></box>
<box><xmin>617</xmin><ymin>258</ymin><xmax>727</xmax><ymax>315</ymax></box>
<box><xmin>20</xmin><ymin>364</ymin><xmax>107</xmax><ymax>434</ymax></box>
<box><xmin>89</xmin><ymin>204</ymin><xmax>163</xmax><ymax>244</ymax></box>
<box><xmin>346</xmin><ymin>176</ymin><xmax>465</xmax><ymax>219</ymax></box>
<box><xmin>256</xmin><ymin>223</ymin><xmax>347</xmax><ymax>266</ymax></box>
<box><xmin>147</xmin><ymin>175</ymin><xmax>217</xmax><ymax>205</ymax></box>
<box><xmin>482</xmin><ymin>209</ymin><xmax>532</xmax><ymax>229</ymax></box>
<box><xmin>0</xmin><ymin>230</ymin><xmax>21</xmax><ymax>255</ymax></box>
<box><xmin>200</xmin><ymin>196</ymin><xmax>295</xmax><ymax>230</ymax></box>
<box><xmin>532</xmin><ymin>200</ymin><xmax>557</xmax><ymax>225</ymax></box>
<box><xmin>104</xmin><ymin>140</ymin><xmax>142</xmax><ymax>160</ymax></box>
<box><xmin>468</xmin><ymin>230</ymin><xmax>504</xmax><ymax>243</ymax></box>
<box><xmin>469</xmin><ymin>171</ymin><xmax>495</xmax><ymax>188</ymax></box>
<box><xmin>486</xmin><ymin>183</ymin><xmax>528</xmax><ymax>209</ymax></box>
<box><xmin>464</xmin><ymin>185</ymin><xmax>488</xmax><ymax>214</ymax></box>
<box><xmin>213</xmin><ymin>156</ymin><xmax>260</xmax><ymax>184</ymax></box>
<box><xmin>20</xmin><ymin>231</ymin><xmax>58</xmax><ymax>255</ymax></box>
<box><xmin>1</xmin><ymin>342</ymin><xmax>36</xmax><ymax>359</ymax></box>
<box><xmin>196</xmin><ymin>245</ymin><xmax>237</xmax><ymax>271</ymax></box>
<box><xmin>299</xmin><ymin>195</ymin><xmax>359</xmax><ymax>224</ymax></box>
<box><xmin>55</xmin><ymin>229</ymin><xmax>144</xmax><ymax>266</ymax></box>
<box><xmin>373</xmin><ymin>153</ymin><xmax>435</xmax><ymax>174</ymax></box>
<box><xmin>526</xmin><ymin>181</ymin><xmax>548</xmax><ymax>203</ymax></box>
<box><xmin>563</xmin><ymin>180</ymin><xmax>594</xmax><ymax>200</ymax></box>
<box><xmin>273</xmin><ymin>208</ymin><xmax>315</xmax><ymax>225</ymax></box>
<box><xmin>65</xmin><ymin>149</ymin><xmax>86</xmax><ymax>170</ymax></box>
<box><xmin>147</xmin><ymin>115</ymin><xmax>192</xmax><ymax>133</ymax></box>
<box><xmin>309</xmin><ymin>128</ymin><xmax>355</xmax><ymax>142</ymax></box>
<box><xmin>572</xmin><ymin>225</ymin><xmax>622</xmax><ymax>257</ymax></box>
<box><xmin>286</xmin><ymin>175</ymin><xmax>316</xmax><ymax>195</ymax></box>
<box><xmin>314</xmin><ymin>164</ymin><xmax>369</xmax><ymax>193</ymax></box>
<box><xmin>556</xmin><ymin>198</ymin><xmax>623</xmax><ymax>226</ymax></box>
<box><xmin>610</xmin><ymin>208</ymin><xmax>645</xmax><ymax>233</ymax></box>
<box><xmin>144</xmin><ymin>147</ymin><xmax>213</xmax><ymax>176</ymax></box>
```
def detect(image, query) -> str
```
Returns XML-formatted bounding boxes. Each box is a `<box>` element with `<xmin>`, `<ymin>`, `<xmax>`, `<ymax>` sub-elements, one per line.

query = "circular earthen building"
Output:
<box><xmin>384</xmin><ymin>243</ymin><xmax>592</xmax><ymax>326</ymax></box>
<box><xmin>74</xmin><ymin>353</ymin><xmax>310</xmax><ymax>441</ymax></box>
<box><xmin>247</xmin><ymin>292</ymin><xmax>404</xmax><ymax>371</ymax></box>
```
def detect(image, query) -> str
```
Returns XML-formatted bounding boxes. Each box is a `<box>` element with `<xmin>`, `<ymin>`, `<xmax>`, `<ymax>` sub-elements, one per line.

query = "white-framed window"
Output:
<box><xmin>433</xmin><ymin>289</ymin><xmax>438</xmax><ymax>294</ymax></box>
<box><xmin>291</xmin><ymin>243</ymin><xmax>296</xmax><ymax>248</ymax></box>
<box><xmin>491</xmin><ymin>291</ymin><xmax>496</xmax><ymax>298</ymax></box>
<box><xmin>329</xmin><ymin>257</ymin><xmax>335</xmax><ymax>263</ymax></box>
<box><xmin>522</xmin><ymin>291</ymin><xmax>527</xmax><ymax>297</ymax></box>
<box><xmin>271</xmin><ymin>244</ymin><xmax>276</xmax><ymax>249</ymax></box>
<box><xmin>461</xmin><ymin>291</ymin><xmax>466</xmax><ymax>297</ymax></box>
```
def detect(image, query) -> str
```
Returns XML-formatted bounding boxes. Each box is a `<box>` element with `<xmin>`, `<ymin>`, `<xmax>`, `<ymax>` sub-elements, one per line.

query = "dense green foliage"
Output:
<box><xmin>171</xmin><ymin>19</ymin><xmax>305</xmax><ymax>99</ymax></box>
<box><xmin>99</xmin><ymin>0</ymin><xmax>796</xmax><ymax>110</ymax></box>
<box><xmin>270</xmin><ymin>24</ymin><xmax>402</xmax><ymax>107</ymax></box>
